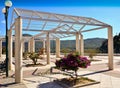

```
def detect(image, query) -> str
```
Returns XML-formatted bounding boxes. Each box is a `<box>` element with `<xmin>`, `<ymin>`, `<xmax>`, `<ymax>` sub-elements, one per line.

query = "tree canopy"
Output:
<box><xmin>99</xmin><ymin>33</ymin><xmax>120</xmax><ymax>53</ymax></box>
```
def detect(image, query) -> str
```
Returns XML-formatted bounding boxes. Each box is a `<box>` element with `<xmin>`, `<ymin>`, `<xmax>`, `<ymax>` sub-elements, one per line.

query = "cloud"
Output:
<box><xmin>1</xmin><ymin>20</ymin><xmax>5</xmax><ymax>24</ymax></box>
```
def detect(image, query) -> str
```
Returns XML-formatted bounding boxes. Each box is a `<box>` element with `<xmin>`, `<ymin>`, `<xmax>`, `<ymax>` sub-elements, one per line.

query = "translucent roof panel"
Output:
<box><xmin>10</xmin><ymin>8</ymin><xmax>111</xmax><ymax>39</ymax></box>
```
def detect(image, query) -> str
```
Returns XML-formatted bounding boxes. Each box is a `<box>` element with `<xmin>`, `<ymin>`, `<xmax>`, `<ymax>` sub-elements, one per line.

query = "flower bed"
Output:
<box><xmin>55</xmin><ymin>77</ymin><xmax>100</xmax><ymax>88</ymax></box>
<box><xmin>54</xmin><ymin>53</ymin><xmax>100</xmax><ymax>87</ymax></box>
<box><xmin>55</xmin><ymin>53</ymin><xmax>91</xmax><ymax>78</ymax></box>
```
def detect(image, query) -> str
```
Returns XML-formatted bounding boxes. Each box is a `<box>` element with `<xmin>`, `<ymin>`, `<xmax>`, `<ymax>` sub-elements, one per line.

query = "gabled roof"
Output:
<box><xmin>10</xmin><ymin>8</ymin><xmax>111</xmax><ymax>40</ymax></box>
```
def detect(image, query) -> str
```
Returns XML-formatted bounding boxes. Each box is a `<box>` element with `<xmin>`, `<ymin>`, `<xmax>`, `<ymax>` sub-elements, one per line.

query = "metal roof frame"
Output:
<box><xmin>10</xmin><ymin>8</ymin><xmax>111</xmax><ymax>40</ymax></box>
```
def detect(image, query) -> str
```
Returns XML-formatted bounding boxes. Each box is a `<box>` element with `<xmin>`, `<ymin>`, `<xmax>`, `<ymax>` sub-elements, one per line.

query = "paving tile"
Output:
<box><xmin>23</xmin><ymin>76</ymin><xmax>63</xmax><ymax>88</ymax></box>
<box><xmin>1</xmin><ymin>55</ymin><xmax>120</xmax><ymax>88</ymax></box>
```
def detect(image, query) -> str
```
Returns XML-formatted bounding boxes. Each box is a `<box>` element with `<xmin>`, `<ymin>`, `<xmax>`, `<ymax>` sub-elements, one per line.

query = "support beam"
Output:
<box><xmin>30</xmin><ymin>37</ymin><xmax>35</xmax><ymax>52</ymax></box>
<box><xmin>22</xmin><ymin>16</ymin><xmax>110</xmax><ymax>27</ymax></box>
<box><xmin>28</xmin><ymin>41</ymin><xmax>30</xmax><ymax>52</ymax></box>
<box><xmin>43</xmin><ymin>40</ymin><xmax>46</xmax><ymax>55</ymax></box>
<box><xmin>108</xmin><ymin>26</ymin><xmax>113</xmax><ymax>70</ymax></box>
<box><xmin>8</xmin><ymin>30</ymin><xmax>12</xmax><ymax>70</ymax></box>
<box><xmin>81</xmin><ymin>26</ymin><xmax>106</xmax><ymax>33</ymax></box>
<box><xmin>22</xmin><ymin>29</ymin><xmax>76</xmax><ymax>34</ymax></box>
<box><xmin>76</xmin><ymin>33</ymin><xmax>80</xmax><ymax>52</ymax></box>
<box><xmin>22</xmin><ymin>40</ymin><xmax>25</xmax><ymax>53</ymax></box>
<box><xmin>46</xmin><ymin>33</ymin><xmax>50</xmax><ymax>64</ymax></box>
<box><xmin>15</xmin><ymin>17</ymin><xmax>23</xmax><ymax>83</ymax></box>
<box><xmin>80</xmin><ymin>34</ymin><xmax>84</xmax><ymax>56</ymax></box>
<box><xmin>56</xmin><ymin>38</ymin><xmax>60</xmax><ymax>58</ymax></box>
<box><xmin>0</xmin><ymin>40</ymin><xmax>2</xmax><ymax>57</ymax></box>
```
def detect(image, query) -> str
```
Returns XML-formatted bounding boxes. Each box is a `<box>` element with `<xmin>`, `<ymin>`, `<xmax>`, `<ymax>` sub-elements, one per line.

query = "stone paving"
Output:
<box><xmin>1</xmin><ymin>55</ymin><xmax>120</xmax><ymax>88</ymax></box>
<box><xmin>22</xmin><ymin>68</ymin><xmax>120</xmax><ymax>88</ymax></box>
<box><xmin>0</xmin><ymin>77</ymin><xmax>27</xmax><ymax>88</ymax></box>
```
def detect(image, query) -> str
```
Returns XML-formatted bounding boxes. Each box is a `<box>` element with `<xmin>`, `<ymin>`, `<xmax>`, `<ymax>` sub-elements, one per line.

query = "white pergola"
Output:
<box><xmin>1</xmin><ymin>8</ymin><xmax>113</xmax><ymax>83</ymax></box>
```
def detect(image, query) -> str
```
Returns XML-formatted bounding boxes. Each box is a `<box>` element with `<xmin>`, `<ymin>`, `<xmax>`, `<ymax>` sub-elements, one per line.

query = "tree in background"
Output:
<box><xmin>99</xmin><ymin>39</ymin><xmax>108</xmax><ymax>53</ymax></box>
<box><xmin>99</xmin><ymin>33</ymin><xmax>120</xmax><ymax>53</ymax></box>
<box><xmin>114</xmin><ymin>33</ymin><xmax>120</xmax><ymax>53</ymax></box>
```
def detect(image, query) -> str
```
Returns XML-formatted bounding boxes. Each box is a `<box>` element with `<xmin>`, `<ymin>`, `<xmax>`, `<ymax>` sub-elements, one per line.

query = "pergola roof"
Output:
<box><xmin>10</xmin><ymin>8</ymin><xmax>111</xmax><ymax>40</ymax></box>
<box><xmin>1</xmin><ymin>8</ymin><xmax>113</xmax><ymax>83</ymax></box>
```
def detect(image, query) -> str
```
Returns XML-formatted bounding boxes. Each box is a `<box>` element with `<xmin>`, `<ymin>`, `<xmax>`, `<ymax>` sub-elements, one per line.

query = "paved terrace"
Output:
<box><xmin>1</xmin><ymin>55</ymin><xmax>120</xmax><ymax>88</ymax></box>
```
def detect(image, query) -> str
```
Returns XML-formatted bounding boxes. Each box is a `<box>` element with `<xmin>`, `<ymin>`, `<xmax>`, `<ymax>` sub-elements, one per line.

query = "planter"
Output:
<box><xmin>54</xmin><ymin>77</ymin><xmax>100</xmax><ymax>88</ymax></box>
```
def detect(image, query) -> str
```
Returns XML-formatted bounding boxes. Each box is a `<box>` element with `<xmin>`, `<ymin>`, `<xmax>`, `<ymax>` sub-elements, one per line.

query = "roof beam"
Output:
<box><xmin>22</xmin><ymin>29</ymin><xmax>76</xmax><ymax>34</ymax></box>
<box><xmin>10</xmin><ymin>22</ymin><xmax>15</xmax><ymax>30</ymax></box>
<box><xmin>26</xmin><ymin>12</ymin><xmax>34</xmax><ymax>30</ymax></box>
<box><xmin>10</xmin><ymin>10</ymin><xmax>15</xmax><ymax>25</ymax></box>
<box><xmin>79</xmin><ymin>19</ymin><xmax>91</xmax><ymax>31</ymax></box>
<box><xmin>50</xmin><ymin>34</ymin><xmax>59</xmax><ymax>38</ymax></box>
<box><xmin>14</xmin><ymin>8</ymin><xmax>20</xmax><ymax>16</ymax></box>
<box><xmin>22</xmin><ymin>16</ymin><xmax>110</xmax><ymax>27</ymax></box>
<box><xmin>90</xmin><ymin>18</ymin><xmax>109</xmax><ymax>25</ymax></box>
<box><xmin>34</xmin><ymin>11</ymin><xmax>43</xmax><ymax>18</ymax></box>
<box><xmin>41</xmin><ymin>15</ymin><xmax>51</xmax><ymax>30</ymax></box>
<box><xmin>81</xmin><ymin>26</ymin><xmax>107</xmax><ymax>33</ymax></box>
<box><xmin>55</xmin><ymin>16</ymin><xmax>66</xmax><ymax>30</ymax></box>
<box><xmin>65</xmin><ymin>24</ymin><xmax>77</xmax><ymax>32</ymax></box>
<box><xmin>33</xmin><ymin>33</ymin><xmax>46</xmax><ymax>38</ymax></box>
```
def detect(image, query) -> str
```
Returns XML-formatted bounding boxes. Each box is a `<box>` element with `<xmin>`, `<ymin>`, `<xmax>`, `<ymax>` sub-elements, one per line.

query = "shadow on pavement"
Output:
<box><xmin>37</xmin><ymin>81</ymin><xmax>62</xmax><ymax>88</ymax></box>
<box><xmin>79</xmin><ymin>69</ymin><xmax>110</xmax><ymax>76</ymax></box>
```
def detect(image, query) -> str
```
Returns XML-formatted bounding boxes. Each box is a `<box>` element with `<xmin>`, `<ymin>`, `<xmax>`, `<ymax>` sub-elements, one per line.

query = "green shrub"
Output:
<box><xmin>61</xmin><ymin>48</ymin><xmax>71</xmax><ymax>57</ymax></box>
<box><xmin>23</xmin><ymin>52</ymin><xmax>29</xmax><ymax>59</ymax></box>
<box><xmin>29</xmin><ymin>52</ymin><xmax>39</xmax><ymax>65</ymax></box>
<box><xmin>85</xmin><ymin>49</ymin><xmax>98</xmax><ymax>60</ymax></box>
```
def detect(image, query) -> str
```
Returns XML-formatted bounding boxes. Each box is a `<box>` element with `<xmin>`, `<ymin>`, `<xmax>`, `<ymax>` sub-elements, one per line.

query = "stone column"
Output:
<box><xmin>15</xmin><ymin>17</ymin><xmax>23</xmax><ymax>83</ymax></box>
<box><xmin>43</xmin><ymin>40</ymin><xmax>46</xmax><ymax>54</ymax></box>
<box><xmin>56</xmin><ymin>38</ymin><xmax>60</xmax><ymax>58</ymax></box>
<box><xmin>46</xmin><ymin>33</ymin><xmax>50</xmax><ymax>64</ymax></box>
<box><xmin>28</xmin><ymin>41</ymin><xmax>30</xmax><ymax>52</ymax></box>
<box><xmin>30</xmin><ymin>37</ymin><xmax>35</xmax><ymax>52</ymax></box>
<box><xmin>80</xmin><ymin>34</ymin><xmax>84</xmax><ymax>56</ymax></box>
<box><xmin>8</xmin><ymin>30</ymin><xmax>12</xmax><ymax>70</ymax></box>
<box><xmin>22</xmin><ymin>40</ymin><xmax>25</xmax><ymax>53</ymax></box>
<box><xmin>108</xmin><ymin>26</ymin><xmax>113</xmax><ymax>70</ymax></box>
<box><xmin>76</xmin><ymin>33</ymin><xmax>80</xmax><ymax>52</ymax></box>
<box><xmin>0</xmin><ymin>40</ymin><xmax>2</xmax><ymax>57</ymax></box>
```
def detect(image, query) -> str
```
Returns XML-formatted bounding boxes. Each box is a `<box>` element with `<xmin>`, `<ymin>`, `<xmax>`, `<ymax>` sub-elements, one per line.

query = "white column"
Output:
<box><xmin>43</xmin><ymin>40</ymin><xmax>46</xmax><ymax>55</ymax></box>
<box><xmin>108</xmin><ymin>26</ymin><xmax>113</xmax><ymax>70</ymax></box>
<box><xmin>80</xmin><ymin>34</ymin><xmax>84</xmax><ymax>56</ymax></box>
<box><xmin>30</xmin><ymin>37</ymin><xmax>35</xmax><ymax>52</ymax></box>
<box><xmin>46</xmin><ymin>33</ymin><xmax>50</xmax><ymax>64</ymax></box>
<box><xmin>0</xmin><ymin>40</ymin><xmax>2</xmax><ymax>57</ymax></box>
<box><xmin>15</xmin><ymin>17</ymin><xmax>23</xmax><ymax>83</ymax></box>
<box><xmin>76</xmin><ymin>33</ymin><xmax>80</xmax><ymax>52</ymax></box>
<box><xmin>28</xmin><ymin>41</ymin><xmax>30</xmax><ymax>52</ymax></box>
<box><xmin>8</xmin><ymin>30</ymin><xmax>12</xmax><ymax>70</ymax></box>
<box><xmin>56</xmin><ymin>38</ymin><xmax>60</xmax><ymax>58</ymax></box>
<box><xmin>22</xmin><ymin>40</ymin><xmax>25</xmax><ymax>53</ymax></box>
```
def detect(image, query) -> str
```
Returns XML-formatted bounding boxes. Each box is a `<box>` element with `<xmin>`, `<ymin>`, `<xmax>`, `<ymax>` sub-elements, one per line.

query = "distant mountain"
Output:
<box><xmin>23</xmin><ymin>34</ymin><xmax>32</xmax><ymax>36</ymax></box>
<box><xmin>2</xmin><ymin>37</ymin><xmax>106</xmax><ymax>52</ymax></box>
<box><xmin>12</xmin><ymin>34</ymin><xmax>32</xmax><ymax>36</ymax></box>
<box><xmin>84</xmin><ymin>38</ymin><xmax>106</xmax><ymax>49</ymax></box>
<box><xmin>35</xmin><ymin>38</ymin><xmax>106</xmax><ymax>52</ymax></box>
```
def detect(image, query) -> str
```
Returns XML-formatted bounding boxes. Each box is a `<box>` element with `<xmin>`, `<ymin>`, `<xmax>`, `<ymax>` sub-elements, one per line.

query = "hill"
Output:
<box><xmin>35</xmin><ymin>38</ymin><xmax>106</xmax><ymax>52</ymax></box>
<box><xmin>60</xmin><ymin>38</ymin><xmax>106</xmax><ymax>50</ymax></box>
<box><xmin>2</xmin><ymin>38</ymin><xmax>106</xmax><ymax>52</ymax></box>
<box><xmin>84</xmin><ymin>38</ymin><xmax>106</xmax><ymax>49</ymax></box>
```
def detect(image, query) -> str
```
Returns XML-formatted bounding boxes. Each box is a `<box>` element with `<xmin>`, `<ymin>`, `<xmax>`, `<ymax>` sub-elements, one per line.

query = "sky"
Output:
<box><xmin>0</xmin><ymin>0</ymin><xmax>120</xmax><ymax>39</ymax></box>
